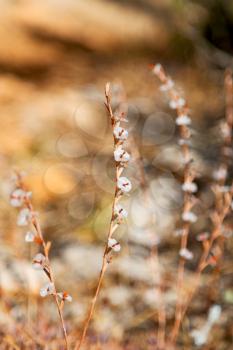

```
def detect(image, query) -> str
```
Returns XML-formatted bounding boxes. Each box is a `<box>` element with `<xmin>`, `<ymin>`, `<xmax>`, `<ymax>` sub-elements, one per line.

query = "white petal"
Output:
<box><xmin>40</xmin><ymin>282</ymin><xmax>54</xmax><ymax>297</ymax></box>
<box><xmin>176</xmin><ymin>115</ymin><xmax>191</xmax><ymax>126</ymax></box>
<box><xmin>114</xmin><ymin>204</ymin><xmax>128</xmax><ymax>219</ymax></box>
<box><xmin>17</xmin><ymin>208</ymin><xmax>31</xmax><ymax>226</ymax></box>
<box><xmin>179</xmin><ymin>248</ymin><xmax>193</xmax><ymax>260</ymax></box>
<box><xmin>117</xmin><ymin>177</ymin><xmax>132</xmax><ymax>193</ymax></box>
<box><xmin>182</xmin><ymin>211</ymin><xmax>197</xmax><ymax>223</ymax></box>
<box><xmin>108</xmin><ymin>238</ymin><xmax>121</xmax><ymax>252</ymax></box>
<box><xmin>113</xmin><ymin>126</ymin><xmax>128</xmax><ymax>141</ymax></box>
<box><xmin>32</xmin><ymin>253</ymin><xmax>46</xmax><ymax>270</ymax></box>
<box><xmin>25</xmin><ymin>231</ymin><xmax>36</xmax><ymax>242</ymax></box>
<box><xmin>182</xmin><ymin>182</ymin><xmax>198</xmax><ymax>193</ymax></box>
<box><xmin>114</xmin><ymin>146</ymin><xmax>130</xmax><ymax>162</ymax></box>
<box><xmin>152</xmin><ymin>63</ymin><xmax>162</xmax><ymax>75</ymax></box>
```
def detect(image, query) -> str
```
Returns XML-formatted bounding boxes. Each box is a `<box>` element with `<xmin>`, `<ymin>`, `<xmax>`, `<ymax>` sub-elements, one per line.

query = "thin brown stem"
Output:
<box><xmin>75</xmin><ymin>84</ymin><xmax>129</xmax><ymax>350</ymax></box>
<box><xmin>152</xmin><ymin>64</ymin><xmax>196</xmax><ymax>347</ymax></box>
<box><xmin>15</xmin><ymin>173</ymin><xmax>69</xmax><ymax>350</ymax></box>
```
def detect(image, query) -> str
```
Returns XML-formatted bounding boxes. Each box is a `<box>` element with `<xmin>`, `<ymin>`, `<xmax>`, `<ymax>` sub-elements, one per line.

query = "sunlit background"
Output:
<box><xmin>0</xmin><ymin>1</ymin><xmax>232</xmax><ymax>349</ymax></box>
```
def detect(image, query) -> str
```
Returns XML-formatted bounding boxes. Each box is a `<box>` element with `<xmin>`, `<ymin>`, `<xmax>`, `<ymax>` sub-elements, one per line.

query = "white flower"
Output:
<box><xmin>40</xmin><ymin>282</ymin><xmax>55</xmax><ymax>297</ymax></box>
<box><xmin>10</xmin><ymin>189</ymin><xmax>31</xmax><ymax>207</ymax></box>
<box><xmin>160</xmin><ymin>79</ymin><xmax>174</xmax><ymax>91</ymax></box>
<box><xmin>114</xmin><ymin>146</ymin><xmax>130</xmax><ymax>163</ymax></box>
<box><xmin>32</xmin><ymin>253</ymin><xmax>46</xmax><ymax>270</ymax></box>
<box><xmin>182</xmin><ymin>182</ymin><xmax>198</xmax><ymax>193</ymax></box>
<box><xmin>208</xmin><ymin>305</ymin><xmax>221</xmax><ymax>324</ymax></box>
<box><xmin>117</xmin><ymin>177</ymin><xmax>132</xmax><ymax>193</ymax></box>
<box><xmin>179</xmin><ymin>248</ymin><xmax>193</xmax><ymax>260</ymax></box>
<box><xmin>114</xmin><ymin>204</ymin><xmax>128</xmax><ymax>220</ymax></box>
<box><xmin>25</xmin><ymin>231</ymin><xmax>36</xmax><ymax>242</ymax></box>
<box><xmin>191</xmin><ymin>305</ymin><xmax>221</xmax><ymax>346</ymax></box>
<box><xmin>176</xmin><ymin>114</ymin><xmax>191</xmax><ymax>126</ymax></box>
<box><xmin>108</xmin><ymin>238</ymin><xmax>121</xmax><ymax>252</ymax></box>
<box><xmin>10</xmin><ymin>189</ymin><xmax>25</xmax><ymax>207</ymax></box>
<box><xmin>169</xmin><ymin>98</ymin><xmax>185</xmax><ymax>109</ymax></box>
<box><xmin>57</xmin><ymin>292</ymin><xmax>72</xmax><ymax>302</ymax></box>
<box><xmin>17</xmin><ymin>208</ymin><xmax>32</xmax><ymax>226</ymax></box>
<box><xmin>113</xmin><ymin>126</ymin><xmax>128</xmax><ymax>141</ymax></box>
<box><xmin>152</xmin><ymin>63</ymin><xmax>162</xmax><ymax>75</ymax></box>
<box><xmin>213</xmin><ymin>167</ymin><xmax>227</xmax><ymax>181</ymax></box>
<box><xmin>182</xmin><ymin>211</ymin><xmax>197</xmax><ymax>223</ymax></box>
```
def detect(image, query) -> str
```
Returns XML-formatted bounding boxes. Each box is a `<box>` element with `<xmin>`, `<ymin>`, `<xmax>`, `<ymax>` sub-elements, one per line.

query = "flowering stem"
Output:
<box><xmin>152</xmin><ymin>64</ymin><xmax>197</xmax><ymax>347</ymax></box>
<box><xmin>15</xmin><ymin>173</ymin><xmax>69</xmax><ymax>350</ymax></box>
<box><xmin>75</xmin><ymin>83</ymin><xmax>130</xmax><ymax>350</ymax></box>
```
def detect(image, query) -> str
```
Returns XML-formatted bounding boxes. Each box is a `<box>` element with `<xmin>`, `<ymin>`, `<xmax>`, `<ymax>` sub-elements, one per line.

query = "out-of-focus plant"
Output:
<box><xmin>10</xmin><ymin>172</ymin><xmax>71</xmax><ymax>350</ymax></box>
<box><xmin>152</xmin><ymin>64</ymin><xmax>232</xmax><ymax>349</ymax></box>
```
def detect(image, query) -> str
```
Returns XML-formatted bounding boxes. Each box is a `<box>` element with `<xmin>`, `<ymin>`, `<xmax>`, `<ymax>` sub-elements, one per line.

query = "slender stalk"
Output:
<box><xmin>75</xmin><ymin>84</ymin><xmax>131</xmax><ymax>350</ymax></box>
<box><xmin>152</xmin><ymin>64</ymin><xmax>197</xmax><ymax>347</ymax></box>
<box><xmin>15</xmin><ymin>173</ymin><xmax>69</xmax><ymax>349</ymax></box>
<box><xmin>176</xmin><ymin>185</ymin><xmax>232</xmax><ymax>332</ymax></box>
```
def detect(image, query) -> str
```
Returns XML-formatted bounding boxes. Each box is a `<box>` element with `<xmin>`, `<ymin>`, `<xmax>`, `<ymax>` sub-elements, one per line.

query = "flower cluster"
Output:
<box><xmin>105</xmin><ymin>83</ymin><xmax>132</xmax><ymax>254</ymax></box>
<box><xmin>152</xmin><ymin>64</ymin><xmax>197</xmax><ymax>256</ymax></box>
<box><xmin>76</xmin><ymin>84</ymin><xmax>132</xmax><ymax>350</ymax></box>
<box><xmin>10</xmin><ymin>174</ymin><xmax>72</xmax><ymax>304</ymax></box>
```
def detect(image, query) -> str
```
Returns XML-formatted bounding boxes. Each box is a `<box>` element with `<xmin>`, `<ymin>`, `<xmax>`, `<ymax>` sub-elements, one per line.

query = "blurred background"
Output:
<box><xmin>0</xmin><ymin>0</ymin><xmax>232</xmax><ymax>349</ymax></box>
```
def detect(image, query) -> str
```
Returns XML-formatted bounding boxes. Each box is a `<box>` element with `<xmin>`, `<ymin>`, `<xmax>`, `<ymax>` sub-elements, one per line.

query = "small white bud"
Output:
<box><xmin>160</xmin><ymin>79</ymin><xmax>174</xmax><ymax>91</ymax></box>
<box><xmin>40</xmin><ymin>282</ymin><xmax>55</xmax><ymax>297</ymax></box>
<box><xmin>208</xmin><ymin>304</ymin><xmax>221</xmax><ymax>324</ymax></box>
<box><xmin>114</xmin><ymin>146</ymin><xmax>130</xmax><ymax>163</ymax></box>
<box><xmin>32</xmin><ymin>253</ymin><xmax>46</xmax><ymax>270</ymax></box>
<box><xmin>114</xmin><ymin>204</ymin><xmax>128</xmax><ymax>220</ymax></box>
<box><xmin>176</xmin><ymin>115</ymin><xmax>191</xmax><ymax>126</ymax></box>
<box><xmin>108</xmin><ymin>238</ymin><xmax>121</xmax><ymax>252</ymax></box>
<box><xmin>179</xmin><ymin>248</ymin><xmax>193</xmax><ymax>260</ymax></box>
<box><xmin>10</xmin><ymin>189</ymin><xmax>32</xmax><ymax>207</ymax></box>
<box><xmin>25</xmin><ymin>231</ymin><xmax>36</xmax><ymax>242</ymax></box>
<box><xmin>182</xmin><ymin>182</ymin><xmax>198</xmax><ymax>193</ymax></box>
<box><xmin>169</xmin><ymin>98</ymin><xmax>185</xmax><ymax>110</ymax></box>
<box><xmin>182</xmin><ymin>211</ymin><xmax>197</xmax><ymax>223</ymax></box>
<box><xmin>113</xmin><ymin>126</ymin><xmax>128</xmax><ymax>141</ymax></box>
<box><xmin>17</xmin><ymin>208</ymin><xmax>32</xmax><ymax>226</ymax></box>
<box><xmin>152</xmin><ymin>63</ymin><xmax>162</xmax><ymax>75</ymax></box>
<box><xmin>117</xmin><ymin>177</ymin><xmax>132</xmax><ymax>193</ymax></box>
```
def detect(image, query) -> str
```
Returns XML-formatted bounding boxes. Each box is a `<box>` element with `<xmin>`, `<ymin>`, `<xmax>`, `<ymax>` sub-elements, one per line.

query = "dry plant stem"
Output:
<box><xmin>75</xmin><ymin>86</ymin><xmax>123</xmax><ymax>350</ymax></box>
<box><xmin>178</xmin><ymin>187</ymin><xmax>233</xmax><ymax>327</ymax></box>
<box><xmin>152</xmin><ymin>65</ymin><xmax>195</xmax><ymax>347</ymax></box>
<box><xmin>169</xmin><ymin>65</ymin><xmax>233</xmax><ymax>342</ymax></box>
<box><xmin>16</xmin><ymin>174</ymin><xmax>69</xmax><ymax>350</ymax></box>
